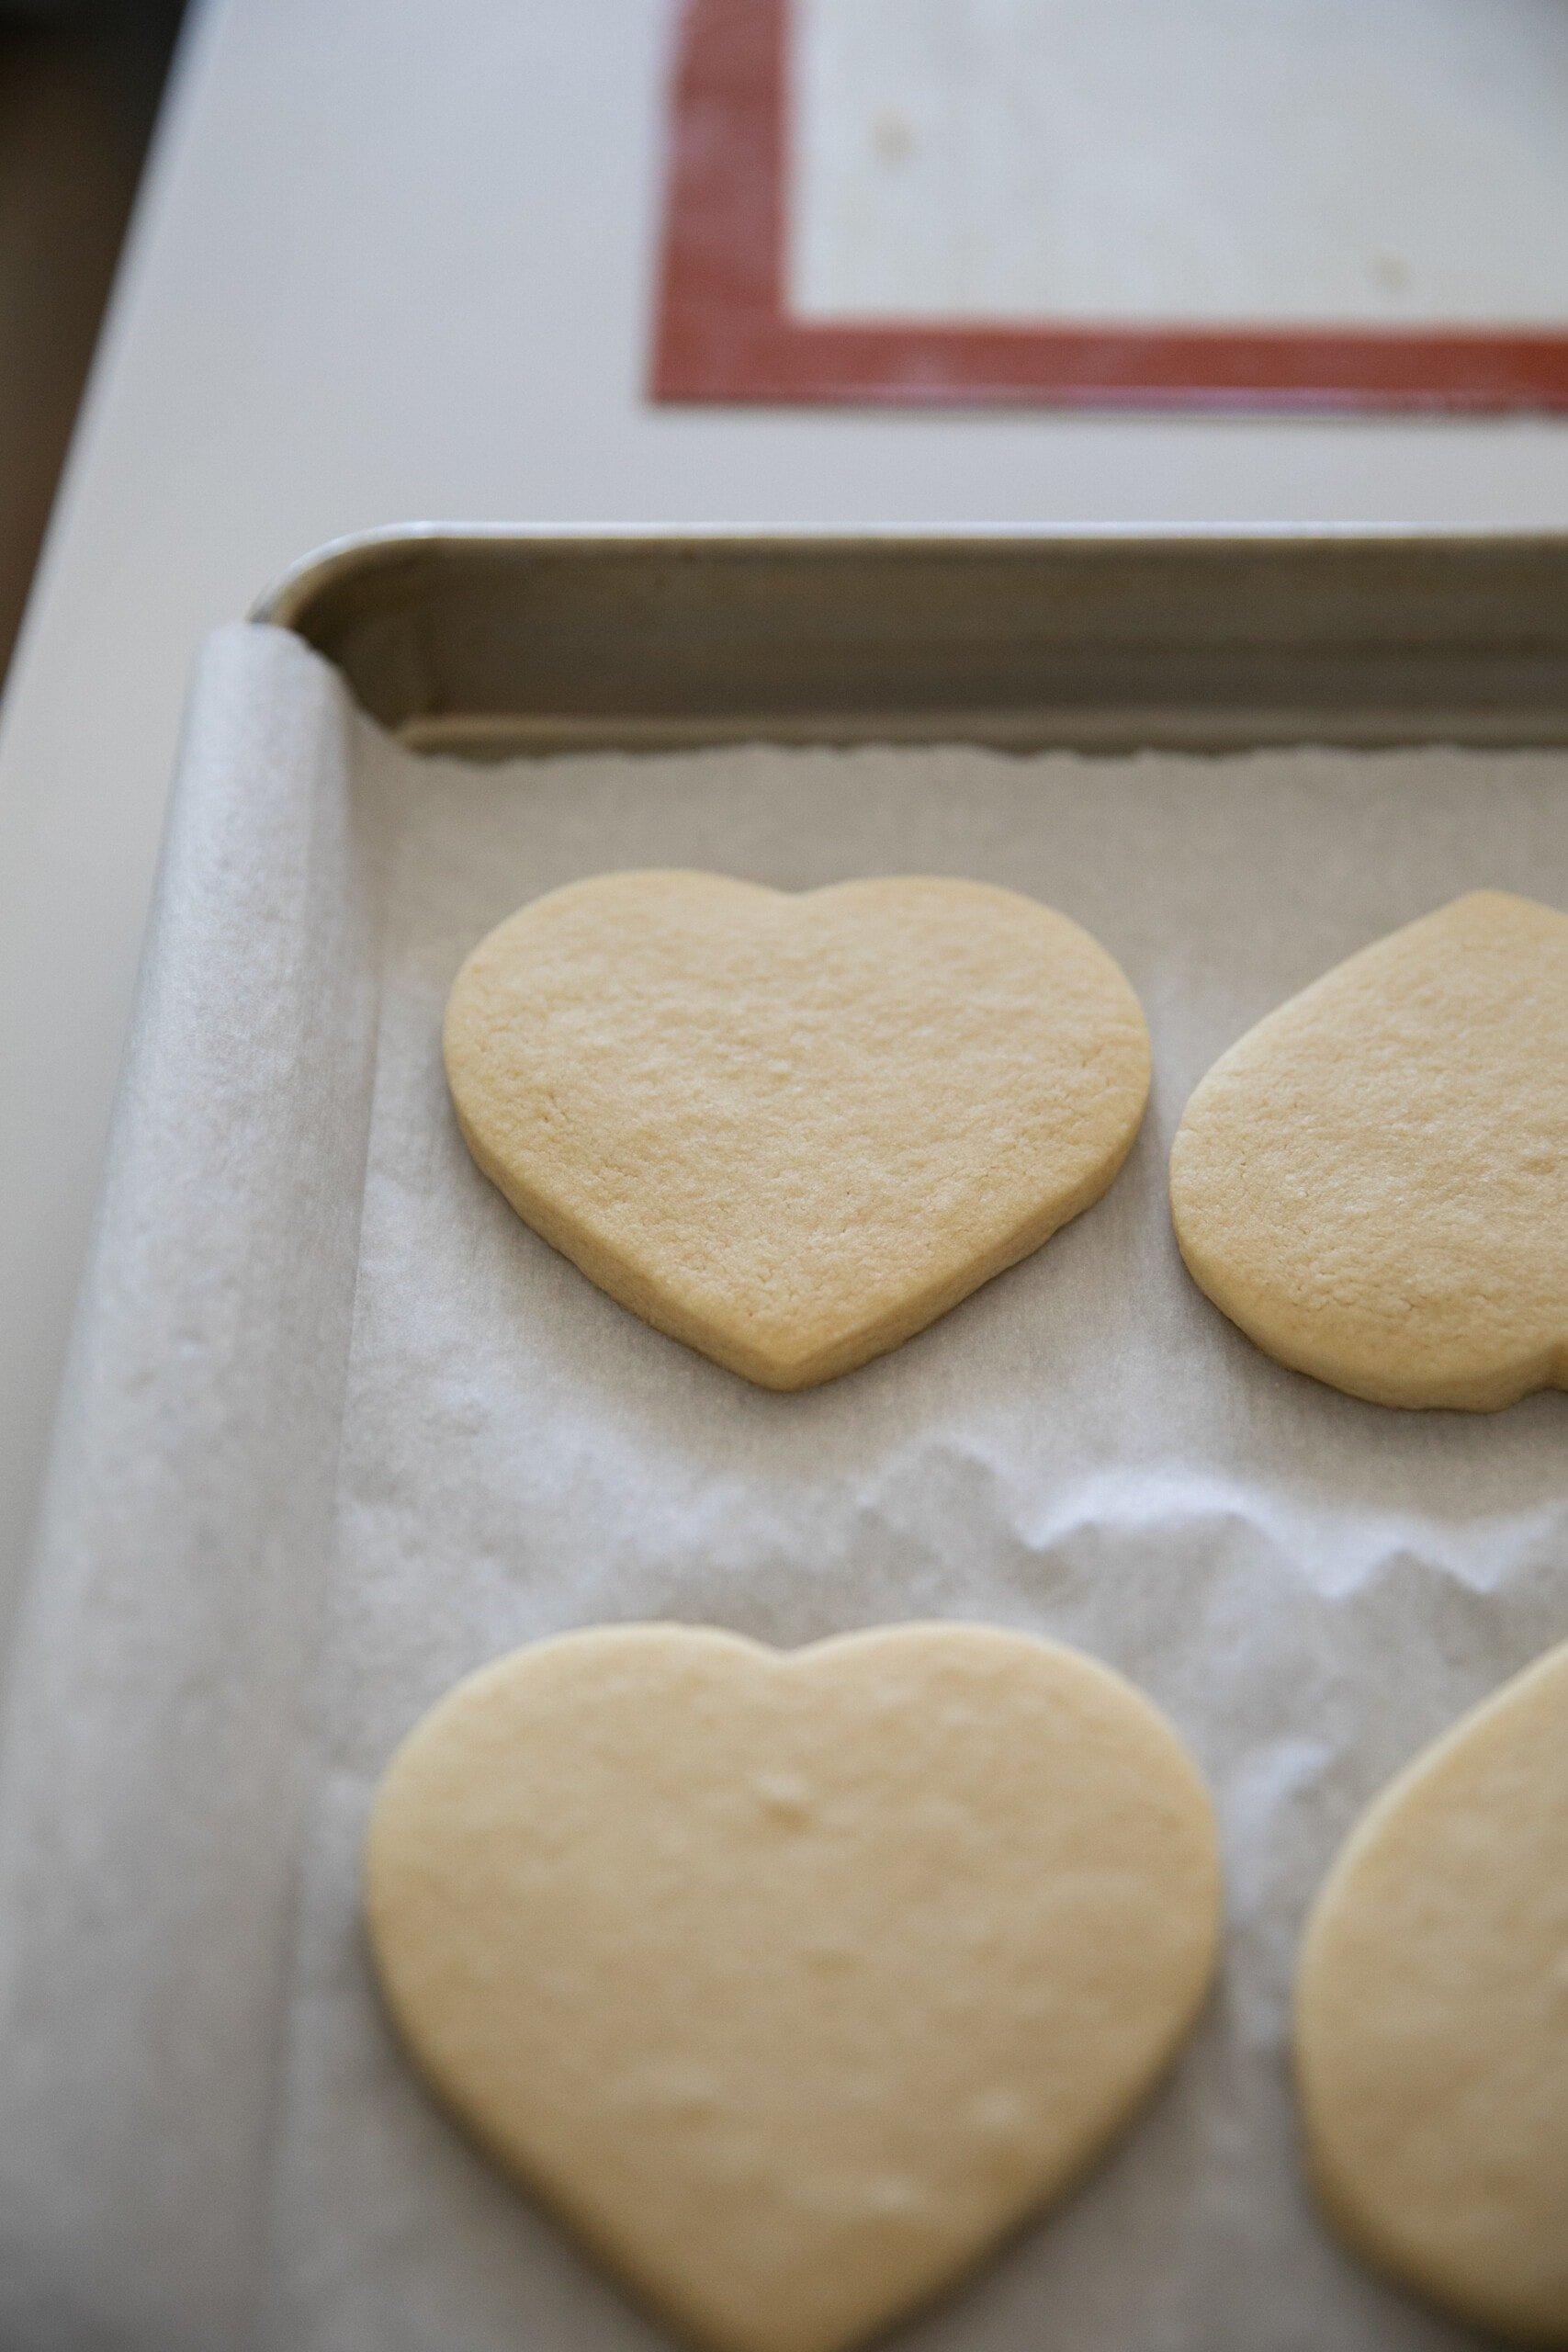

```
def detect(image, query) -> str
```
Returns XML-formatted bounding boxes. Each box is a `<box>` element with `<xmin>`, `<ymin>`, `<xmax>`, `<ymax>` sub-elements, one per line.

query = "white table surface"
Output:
<box><xmin>2</xmin><ymin>0</ymin><xmax>1567</xmax><ymax>1623</ymax></box>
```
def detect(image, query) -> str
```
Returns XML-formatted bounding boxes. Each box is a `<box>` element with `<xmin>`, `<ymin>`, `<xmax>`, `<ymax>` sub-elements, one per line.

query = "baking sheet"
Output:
<box><xmin>0</xmin><ymin>619</ymin><xmax>1562</xmax><ymax>2352</ymax></box>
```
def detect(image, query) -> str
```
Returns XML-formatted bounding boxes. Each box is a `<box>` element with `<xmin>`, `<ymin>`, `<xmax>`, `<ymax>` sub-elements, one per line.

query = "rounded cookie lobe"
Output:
<box><xmin>444</xmin><ymin>872</ymin><xmax>1150</xmax><ymax>1388</ymax></box>
<box><xmin>1295</xmin><ymin>1639</ymin><xmax>1568</xmax><ymax>2345</ymax></box>
<box><xmin>365</xmin><ymin>1622</ymin><xmax>1220</xmax><ymax>2352</ymax></box>
<box><xmin>1169</xmin><ymin>891</ymin><xmax>1568</xmax><ymax>1409</ymax></box>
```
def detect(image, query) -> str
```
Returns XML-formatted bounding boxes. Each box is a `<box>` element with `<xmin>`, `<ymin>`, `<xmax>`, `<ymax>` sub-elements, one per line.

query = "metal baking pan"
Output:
<box><xmin>256</xmin><ymin>523</ymin><xmax>1568</xmax><ymax>754</ymax></box>
<box><xmin>1</xmin><ymin>522</ymin><xmax>1560</xmax><ymax>2352</ymax></box>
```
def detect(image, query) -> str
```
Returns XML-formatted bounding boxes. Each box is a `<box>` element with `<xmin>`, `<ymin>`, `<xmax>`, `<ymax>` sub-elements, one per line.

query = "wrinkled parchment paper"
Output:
<box><xmin>0</xmin><ymin>622</ymin><xmax>1562</xmax><ymax>2352</ymax></box>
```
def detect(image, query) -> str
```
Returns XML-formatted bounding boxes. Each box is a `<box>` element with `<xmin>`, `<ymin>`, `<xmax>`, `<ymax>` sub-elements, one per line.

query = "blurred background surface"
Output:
<box><xmin>0</xmin><ymin>0</ymin><xmax>182</xmax><ymax>681</ymax></box>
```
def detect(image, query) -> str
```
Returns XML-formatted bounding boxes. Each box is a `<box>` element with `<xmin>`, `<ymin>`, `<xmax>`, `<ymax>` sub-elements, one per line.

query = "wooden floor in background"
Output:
<box><xmin>0</xmin><ymin>2</ymin><xmax>183</xmax><ymax>684</ymax></box>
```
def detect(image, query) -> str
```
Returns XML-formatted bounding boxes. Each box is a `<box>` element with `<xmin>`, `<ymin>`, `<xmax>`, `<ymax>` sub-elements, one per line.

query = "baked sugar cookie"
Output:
<box><xmin>1170</xmin><ymin>891</ymin><xmax>1568</xmax><ymax>1408</ymax></box>
<box><xmin>444</xmin><ymin>873</ymin><xmax>1149</xmax><ymax>1387</ymax></box>
<box><xmin>1296</xmin><ymin>1640</ymin><xmax>1568</xmax><ymax>2344</ymax></box>
<box><xmin>366</xmin><ymin>1623</ymin><xmax>1219</xmax><ymax>2352</ymax></box>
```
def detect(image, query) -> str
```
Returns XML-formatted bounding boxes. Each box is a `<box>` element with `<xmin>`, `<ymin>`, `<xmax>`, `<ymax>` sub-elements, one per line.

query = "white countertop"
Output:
<box><xmin>2</xmin><ymin>0</ymin><xmax>1566</xmax><ymax>1616</ymax></box>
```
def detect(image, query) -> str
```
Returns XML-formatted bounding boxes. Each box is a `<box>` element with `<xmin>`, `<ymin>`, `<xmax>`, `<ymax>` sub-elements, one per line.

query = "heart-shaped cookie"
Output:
<box><xmin>1296</xmin><ymin>1638</ymin><xmax>1568</xmax><ymax>2342</ymax></box>
<box><xmin>444</xmin><ymin>874</ymin><xmax>1149</xmax><ymax>1387</ymax></box>
<box><xmin>1170</xmin><ymin>890</ymin><xmax>1568</xmax><ymax>1409</ymax></box>
<box><xmin>365</xmin><ymin>1624</ymin><xmax>1219</xmax><ymax>2352</ymax></box>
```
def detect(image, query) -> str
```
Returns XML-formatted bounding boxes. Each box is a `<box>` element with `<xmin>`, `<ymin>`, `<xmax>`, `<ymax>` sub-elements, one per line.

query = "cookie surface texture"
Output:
<box><xmin>366</xmin><ymin>1623</ymin><xmax>1220</xmax><ymax>2352</ymax></box>
<box><xmin>444</xmin><ymin>872</ymin><xmax>1150</xmax><ymax>1387</ymax></box>
<box><xmin>1296</xmin><ymin>1639</ymin><xmax>1568</xmax><ymax>2344</ymax></box>
<box><xmin>1170</xmin><ymin>891</ymin><xmax>1568</xmax><ymax>1408</ymax></box>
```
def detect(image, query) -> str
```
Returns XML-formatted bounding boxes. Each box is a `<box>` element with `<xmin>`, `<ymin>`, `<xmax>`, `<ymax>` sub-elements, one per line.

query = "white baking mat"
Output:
<box><xmin>0</xmin><ymin>621</ymin><xmax>1562</xmax><ymax>2352</ymax></box>
<box><xmin>791</xmin><ymin>0</ymin><xmax>1568</xmax><ymax>327</ymax></box>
